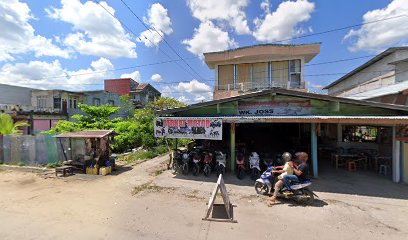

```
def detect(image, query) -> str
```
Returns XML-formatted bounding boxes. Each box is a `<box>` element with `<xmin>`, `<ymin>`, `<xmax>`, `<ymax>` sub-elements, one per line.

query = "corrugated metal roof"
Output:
<box><xmin>55</xmin><ymin>130</ymin><xmax>115</xmax><ymax>138</ymax></box>
<box><xmin>157</xmin><ymin>115</ymin><xmax>408</xmax><ymax>124</ymax></box>
<box><xmin>157</xmin><ymin>88</ymin><xmax>408</xmax><ymax>115</ymax></box>
<box><xmin>324</xmin><ymin>47</ymin><xmax>408</xmax><ymax>89</ymax></box>
<box><xmin>348</xmin><ymin>81</ymin><xmax>408</xmax><ymax>100</ymax></box>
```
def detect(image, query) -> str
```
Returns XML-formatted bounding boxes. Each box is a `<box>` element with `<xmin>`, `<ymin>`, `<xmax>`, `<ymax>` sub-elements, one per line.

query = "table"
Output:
<box><xmin>331</xmin><ymin>153</ymin><xmax>367</xmax><ymax>169</ymax></box>
<box><xmin>55</xmin><ymin>166</ymin><xmax>73</xmax><ymax>177</ymax></box>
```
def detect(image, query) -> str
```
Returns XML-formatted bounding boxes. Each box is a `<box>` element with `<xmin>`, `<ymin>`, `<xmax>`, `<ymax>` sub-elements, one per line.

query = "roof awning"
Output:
<box><xmin>55</xmin><ymin>130</ymin><xmax>116</xmax><ymax>138</ymax></box>
<box><xmin>157</xmin><ymin>116</ymin><xmax>408</xmax><ymax>125</ymax></box>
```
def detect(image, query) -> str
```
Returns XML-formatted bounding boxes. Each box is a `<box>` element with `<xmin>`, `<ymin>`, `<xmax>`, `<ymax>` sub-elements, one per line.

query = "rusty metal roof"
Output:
<box><xmin>55</xmin><ymin>130</ymin><xmax>115</xmax><ymax>138</ymax></box>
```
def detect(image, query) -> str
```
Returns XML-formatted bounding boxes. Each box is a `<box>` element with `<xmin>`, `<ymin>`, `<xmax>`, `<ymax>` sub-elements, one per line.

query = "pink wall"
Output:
<box><xmin>51</xmin><ymin>120</ymin><xmax>60</xmax><ymax>128</ymax></box>
<box><xmin>33</xmin><ymin>120</ymin><xmax>52</xmax><ymax>131</ymax></box>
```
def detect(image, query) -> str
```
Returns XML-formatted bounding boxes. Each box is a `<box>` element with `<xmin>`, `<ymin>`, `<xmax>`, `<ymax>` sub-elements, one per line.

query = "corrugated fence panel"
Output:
<box><xmin>35</xmin><ymin>135</ymin><xmax>48</xmax><ymax>165</ymax></box>
<box><xmin>2</xmin><ymin>136</ymin><xmax>11</xmax><ymax>164</ymax></box>
<box><xmin>45</xmin><ymin>135</ymin><xmax>59</xmax><ymax>164</ymax></box>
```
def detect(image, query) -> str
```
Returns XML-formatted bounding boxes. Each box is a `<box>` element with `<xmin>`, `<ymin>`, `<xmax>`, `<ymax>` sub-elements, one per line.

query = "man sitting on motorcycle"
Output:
<box><xmin>268</xmin><ymin>152</ymin><xmax>292</xmax><ymax>205</ymax></box>
<box><xmin>282</xmin><ymin>152</ymin><xmax>309</xmax><ymax>193</ymax></box>
<box><xmin>268</xmin><ymin>152</ymin><xmax>309</xmax><ymax>205</ymax></box>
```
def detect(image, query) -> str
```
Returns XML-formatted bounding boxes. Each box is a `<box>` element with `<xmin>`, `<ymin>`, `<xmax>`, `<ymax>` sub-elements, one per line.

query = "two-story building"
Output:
<box><xmin>104</xmin><ymin>78</ymin><xmax>161</xmax><ymax>108</ymax></box>
<box><xmin>204</xmin><ymin>43</ymin><xmax>321</xmax><ymax>100</ymax></box>
<box><xmin>324</xmin><ymin>47</ymin><xmax>408</xmax><ymax>103</ymax></box>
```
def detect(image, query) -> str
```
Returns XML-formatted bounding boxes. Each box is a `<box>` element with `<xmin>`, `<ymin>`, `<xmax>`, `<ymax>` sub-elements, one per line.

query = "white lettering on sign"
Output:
<box><xmin>238</xmin><ymin>100</ymin><xmax>312</xmax><ymax>116</ymax></box>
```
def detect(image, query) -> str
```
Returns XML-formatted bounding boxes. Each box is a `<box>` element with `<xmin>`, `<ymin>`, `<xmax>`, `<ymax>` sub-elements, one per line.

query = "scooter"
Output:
<box><xmin>181</xmin><ymin>151</ymin><xmax>190</xmax><ymax>175</ymax></box>
<box><xmin>236</xmin><ymin>152</ymin><xmax>246</xmax><ymax>180</ymax></box>
<box><xmin>171</xmin><ymin>148</ymin><xmax>183</xmax><ymax>174</ymax></box>
<box><xmin>249</xmin><ymin>152</ymin><xmax>261</xmax><ymax>180</ymax></box>
<box><xmin>215</xmin><ymin>151</ymin><xmax>226</xmax><ymax>176</ymax></box>
<box><xmin>192</xmin><ymin>152</ymin><xmax>202</xmax><ymax>176</ymax></box>
<box><xmin>254</xmin><ymin>166</ymin><xmax>315</xmax><ymax>205</ymax></box>
<box><xmin>202</xmin><ymin>151</ymin><xmax>213</xmax><ymax>177</ymax></box>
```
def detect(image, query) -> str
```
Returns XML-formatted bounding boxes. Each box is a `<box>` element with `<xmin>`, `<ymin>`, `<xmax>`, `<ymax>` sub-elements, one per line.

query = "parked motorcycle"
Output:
<box><xmin>192</xmin><ymin>151</ymin><xmax>202</xmax><ymax>176</ymax></box>
<box><xmin>236</xmin><ymin>152</ymin><xmax>246</xmax><ymax>180</ymax></box>
<box><xmin>249</xmin><ymin>152</ymin><xmax>261</xmax><ymax>180</ymax></box>
<box><xmin>254</xmin><ymin>166</ymin><xmax>315</xmax><ymax>205</ymax></box>
<box><xmin>215</xmin><ymin>151</ymin><xmax>226</xmax><ymax>176</ymax></box>
<box><xmin>171</xmin><ymin>148</ymin><xmax>183</xmax><ymax>174</ymax></box>
<box><xmin>202</xmin><ymin>151</ymin><xmax>213</xmax><ymax>177</ymax></box>
<box><xmin>181</xmin><ymin>151</ymin><xmax>190</xmax><ymax>175</ymax></box>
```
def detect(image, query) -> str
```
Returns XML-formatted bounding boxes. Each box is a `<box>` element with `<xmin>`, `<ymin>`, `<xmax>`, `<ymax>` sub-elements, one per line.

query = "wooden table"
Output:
<box><xmin>55</xmin><ymin>166</ymin><xmax>73</xmax><ymax>177</ymax></box>
<box><xmin>331</xmin><ymin>153</ymin><xmax>365</xmax><ymax>169</ymax></box>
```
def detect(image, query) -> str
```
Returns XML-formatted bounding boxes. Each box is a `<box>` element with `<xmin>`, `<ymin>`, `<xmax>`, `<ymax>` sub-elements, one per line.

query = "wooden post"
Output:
<box><xmin>392</xmin><ymin>126</ymin><xmax>400</xmax><ymax>183</ymax></box>
<box><xmin>337</xmin><ymin>124</ymin><xmax>342</xmax><ymax>143</ymax></box>
<box><xmin>0</xmin><ymin>134</ymin><xmax>3</xmax><ymax>164</ymax></box>
<box><xmin>230</xmin><ymin>123</ymin><xmax>236</xmax><ymax>172</ymax></box>
<box><xmin>311</xmin><ymin>123</ymin><xmax>318</xmax><ymax>178</ymax></box>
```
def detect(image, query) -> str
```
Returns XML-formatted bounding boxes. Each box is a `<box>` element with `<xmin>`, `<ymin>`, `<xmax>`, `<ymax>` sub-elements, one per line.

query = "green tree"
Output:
<box><xmin>147</xmin><ymin>97</ymin><xmax>186</xmax><ymax>111</ymax></box>
<box><xmin>0</xmin><ymin>113</ymin><xmax>29</xmax><ymax>135</ymax></box>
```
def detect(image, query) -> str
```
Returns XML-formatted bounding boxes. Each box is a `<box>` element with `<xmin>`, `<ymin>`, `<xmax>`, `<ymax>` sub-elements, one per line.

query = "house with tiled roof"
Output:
<box><xmin>130</xmin><ymin>83</ymin><xmax>161</xmax><ymax>108</ymax></box>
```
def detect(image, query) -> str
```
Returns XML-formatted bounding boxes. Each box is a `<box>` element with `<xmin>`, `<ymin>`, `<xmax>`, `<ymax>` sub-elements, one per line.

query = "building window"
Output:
<box><xmin>53</xmin><ymin>97</ymin><xmax>61</xmax><ymax>109</ymax></box>
<box><xmin>37</xmin><ymin>96</ymin><xmax>47</xmax><ymax>109</ymax></box>
<box><xmin>69</xmin><ymin>99</ymin><xmax>73</xmax><ymax>109</ymax></box>
<box><xmin>271</xmin><ymin>61</ymin><xmax>289</xmax><ymax>88</ymax></box>
<box><xmin>73</xmin><ymin>100</ymin><xmax>77</xmax><ymax>109</ymax></box>
<box><xmin>289</xmin><ymin>59</ymin><xmax>301</xmax><ymax>88</ymax></box>
<box><xmin>218</xmin><ymin>64</ymin><xmax>234</xmax><ymax>90</ymax></box>
<box><xmin>108</xmin><ymin>100</ymin><xmax>114</xmax><ymax>106</ymax></box>
<box><xmin>93</xmin><ymin>98</ymin><xmax>101</xmax><ymax>106</ymax></box>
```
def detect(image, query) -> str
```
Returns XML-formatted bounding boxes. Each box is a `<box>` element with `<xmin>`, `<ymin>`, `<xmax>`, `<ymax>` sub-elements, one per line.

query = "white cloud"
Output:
<box><xmin>160</xmin><ymin>79</ymin><xmax>213</xmax><ymax>104</ymax></box>
<box><xmin>120</xmin><ymin>70</ymin><xmax>141</xmax><ymax>82</ymax></box>
<box><xmin>0</xmin><ymin>0</ymin><xmax>69</xmax><ymax>61</ymax></box>
<box><xmin>253</xmin><ymin>0</ymin><xmax>315</xmax><ymax>42</ymax></box>
<box><xmin>344</xmin><ymin>0</ymin><xmax>408</xmax><ymax>52</ymax></box>
<box><xmin>0</xmin><ymin>58</ymin><xmax>114</xmax><ymax>90</ymax></box>
<box><xmin>151</xmin><ymin>74</ymin><xmax>162</xmax><ymax>82</ymax></box>
<box><xmin>186</xmin><ymin>0</ymin><xmax>251</xmax><ymax>35</ymax></box>
<box><xmin>47</xmin><ymin>0</ymin><xmax>137</xmax><ymax>58</ymax></box>
<box><xmin>182</xmin><ymin>21</ymin><xmax>237</xmax><ymax>58</ymax></box>
<box><xmin>138</xmin><ymin>3</ymin><xmax>172</xmax><ymax>47</ymax></box>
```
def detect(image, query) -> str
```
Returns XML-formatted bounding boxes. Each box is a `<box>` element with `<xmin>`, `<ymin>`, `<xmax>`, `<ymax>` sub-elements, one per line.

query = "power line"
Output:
<box><xmin>118</xmin><ymin>0</ymin><xmax>205</xmax><ymax>81</ymax></box>
<box><xmin>94</xmin><ymin>0</ymin><xmax>199</xmax><ymax>80</ymax></box>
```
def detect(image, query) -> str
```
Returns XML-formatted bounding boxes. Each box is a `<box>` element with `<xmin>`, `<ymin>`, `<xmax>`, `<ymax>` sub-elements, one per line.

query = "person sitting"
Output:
<box><xmin>282</xmin><ymin>152</ymin><xmax>309</xmax><ymax>193</ymax></box>
<box><xmin>268</xmin><ymin>152</ymin><xmax>292</xmax><ymax>205</ymax></box>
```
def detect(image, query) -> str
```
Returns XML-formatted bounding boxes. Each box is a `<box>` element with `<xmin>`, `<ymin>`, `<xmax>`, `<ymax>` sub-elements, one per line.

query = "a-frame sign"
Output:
<box><xmin>202</xmin><ymin>174</ymin><xmax>237</xmax><ymax>223</ymax></box>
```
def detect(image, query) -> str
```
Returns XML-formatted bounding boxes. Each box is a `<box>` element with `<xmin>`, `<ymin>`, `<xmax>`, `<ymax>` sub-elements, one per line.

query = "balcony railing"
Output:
<box><xmin>215</xmin><ymin>81</ymin><xmax>305</xmax><ymax>92</ymax></box>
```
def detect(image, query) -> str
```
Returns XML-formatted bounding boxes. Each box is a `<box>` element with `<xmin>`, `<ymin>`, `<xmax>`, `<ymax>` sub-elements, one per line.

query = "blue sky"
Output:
<box><xmin>1</xmin><ymin>0</ymin><xmax>407</xmax><ymax>103</ymax></box>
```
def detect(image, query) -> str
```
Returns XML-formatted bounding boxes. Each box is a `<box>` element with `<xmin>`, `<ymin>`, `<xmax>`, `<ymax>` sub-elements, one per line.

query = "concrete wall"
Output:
<box><xmin>403</xmin><ymin>142</ymin><xmax>408</xmax><ymax>184</ymax></box>
<box><xmin>0</xmin><ymin>84</ymin><xmax>35</xmax><ymax>112</ymax></box>
<box><xmin>329</xmin><ymin>50</ymin><xmax>408</xmax><ymax>96</ymax></box>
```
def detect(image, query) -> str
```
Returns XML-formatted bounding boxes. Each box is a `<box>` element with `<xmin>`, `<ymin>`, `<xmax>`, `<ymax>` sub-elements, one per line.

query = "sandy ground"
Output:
<box><xmin>0</xmin><ymin>156</ymin><xmax>408</xmax><ymax>240</ymax></box>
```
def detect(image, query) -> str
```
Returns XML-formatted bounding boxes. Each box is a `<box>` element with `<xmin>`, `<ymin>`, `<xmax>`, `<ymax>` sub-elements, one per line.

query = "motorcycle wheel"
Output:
<box><xmin>237</xmin><ymin>169</ymin><xmax>245</xmax><ymax>180</ymax></box>
<box><xmin>171</xmin><ymin>161</ymin><xmax>177</xmax><ymax>174</ymax></box>
<box><xmin>217</xmin><ymin>165</ymin><xmax>225</xmax><ymax>176</ymax></box>
<box><xmin>299</xmin><ymin>188</ymin><xmax>314</xmax><ymax>205</ymax></box>
<box><xmin>203</xmin><ymin>165</ymin><xmax>210</xmax><ymax>177</ymax></box>
<box><xmin>182</xmin><ymin>164</ymin><xmax>189</xmax><ymax>175</ymax></box>
<box><xmin>254</xmin><ymin>182</ymin><xmax>269</xmax><ymax>195</ymax></box>
<box><xmin>193</xmin><ymin>164</ymin><xmax>200</xmax><ymax>176</ymax></box>
<box><xmin>251</xmin><ymin>169</ymin><xmax>260</xmax><ymax>180</ymax></box>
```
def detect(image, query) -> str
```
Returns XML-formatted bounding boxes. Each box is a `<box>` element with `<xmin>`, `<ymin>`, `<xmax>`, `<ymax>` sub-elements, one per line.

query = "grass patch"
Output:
<box><xmin>17</xmin><ymin>162</ymin><xmax>25</xmax><ymax>167</ymax></box>
<box><xmin>46</xmin><ymin>162</ymin><xmax>62</xmax><ymax>168</ymax></box>
<box><xmin>119</xmin><ymin>145</ymin><xmax>169</xmax><ymax>164</ymax></box>
<box><xmin>131</xmin><ymin>181</ymin><xmax>174</xmax><ymax>195</ymax></box>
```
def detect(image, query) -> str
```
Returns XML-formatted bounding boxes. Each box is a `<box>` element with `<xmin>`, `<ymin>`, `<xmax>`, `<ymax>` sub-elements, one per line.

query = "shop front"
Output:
<box><xmin>155</xmin><ymin>89</ymin><xmax>408</xmax><ymax>183</ymax></box>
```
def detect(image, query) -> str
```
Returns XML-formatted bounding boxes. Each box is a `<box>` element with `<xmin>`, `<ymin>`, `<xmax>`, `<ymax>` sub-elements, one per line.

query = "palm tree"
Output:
<box><xmin>0</xmin><ymin>113</ymin><xmax>30</xmax><ymax>135</ymax></box>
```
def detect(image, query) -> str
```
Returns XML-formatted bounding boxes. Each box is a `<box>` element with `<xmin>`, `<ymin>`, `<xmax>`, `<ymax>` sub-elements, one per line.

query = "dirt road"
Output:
<box><xmin>0</xmin><ymin>156</ymin><xmax>407</xmax><ymax>240</ymax></box>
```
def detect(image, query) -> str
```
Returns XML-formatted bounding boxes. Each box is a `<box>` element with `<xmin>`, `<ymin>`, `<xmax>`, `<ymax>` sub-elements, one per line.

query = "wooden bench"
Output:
<box><xmin>55</xmin><ymin>166</ymin><xmax>74</xmax><ymax>177</ymax></box>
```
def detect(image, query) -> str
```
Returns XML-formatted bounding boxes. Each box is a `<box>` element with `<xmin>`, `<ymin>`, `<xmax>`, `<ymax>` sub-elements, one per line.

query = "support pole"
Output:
<box><xmin>392</xmin><ymin>126</ymin><xmax>400</xmax><ymax>183</ymax></box>
<box><xmin>230</xmin><ymin>123</ymin><xmax>236</xmax><ymax>172</ymax></box>
<box><xmin>311</xmin><ymin>123</ymin><xmax>318</xmax><ymax>178</ymax></box>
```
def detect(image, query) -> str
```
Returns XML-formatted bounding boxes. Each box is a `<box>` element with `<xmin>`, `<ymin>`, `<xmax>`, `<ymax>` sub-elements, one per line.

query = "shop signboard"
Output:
<box><xmin>154</xmin><ymin>117</ymin><xmax>222</xmax><ymax>140</ymax></box>
<box><xmin>238</xmin><ymin>99</ymin><xmax>312</xmax><ymax>116</ymax></box>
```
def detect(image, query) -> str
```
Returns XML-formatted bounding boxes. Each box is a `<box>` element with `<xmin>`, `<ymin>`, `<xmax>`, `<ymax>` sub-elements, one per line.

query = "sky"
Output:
<box><xmin>0</xmin><ymin>0</ymin><xmax>408</xmax><ymax>104</ymax></box>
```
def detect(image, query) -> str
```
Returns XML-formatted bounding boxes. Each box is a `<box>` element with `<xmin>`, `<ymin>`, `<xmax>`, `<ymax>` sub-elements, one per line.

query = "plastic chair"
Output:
<box><xmin>379</xmin><ymin>165</ymin><xmax>390</xmax><ymax>175</ymax></box>
<box><xmin>346</xmin><ymin>161</ymin><xmax>357</xmax><ymax>172</ymax></box>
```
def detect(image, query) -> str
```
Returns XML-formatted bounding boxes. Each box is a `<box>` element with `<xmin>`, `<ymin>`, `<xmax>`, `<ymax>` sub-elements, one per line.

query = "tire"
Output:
<box><xmin>171</xmin><ymin>161</ymin><xmax>177</xmax><ymax>174</ymax></box>
<box><xmin>217</xmin><ymin>165</ymin><xmax>225</xmax><ymax>176</ymax></box>
<box><xmin>203</xmin><ymin>164</ymin><xmax>210</xmax><ymax>177</ymax></box>
<box><xmin>251</xmin><ymin>168</ymin><xmax>260</xmax><ymax>180</ymax></box>
<box><xmin>237</xmin><ymin>169</ymin><xmax>245</xmax><ymax>180</ymax></box>
<box><xmin>193</xmin><ymin>164</ymin><xmax>200</xmax><ymax>176</ymax></box>
<box><xmin>254</xmin><ymin>181</ymin><xmax>269</xmax><ymax>195</ymax></box>
<box><xmin>182</xmin><ymin>163</ymin><xmax>189</xmax><ymax>175</ymax></box>
<box><xmin>299</xmin><ymin>188</ymin><xmax>314</xmax><ymax>205</ymax></box>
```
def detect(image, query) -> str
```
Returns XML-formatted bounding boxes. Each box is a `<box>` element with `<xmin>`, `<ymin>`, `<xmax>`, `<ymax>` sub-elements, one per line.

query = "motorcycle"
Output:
<box><xmin>254</xmin><ymin>166</ymin><xmax>315</xmax><ymax>205</ymax></box>
<box><xmin>202</xmin><ymin>152</ymin><xmax>213</xmax><ymax>177</ymax></box>
<box><xmin>171</xmin><ymin>148</ymin><xmax>183</xmax><ymax>174</ymax></box>
<box><xmin>249</xmin><ymin>152</ymin><xmax>261</xmax><ymax>180</ymax></box>
<box><xmin>236</xmin><ymin>152</ymin><xmax>246</xmax><ymax>180</ymax></box>
<box><xmin>181</xmin><ymin>151</ymin><xmax>190</xmax><ymax>175</ymax></box>
<box><xmin>192</xmin><ymin>151</ymin><xmax>202</xmax><ymax>176</ymax></box>
<box><xmin>215</xmin><ymin>151</ymin><xmax>226</xmax><ymax>176</ymax></box>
